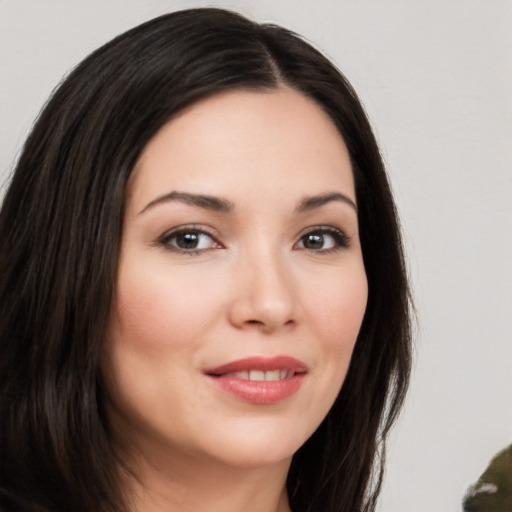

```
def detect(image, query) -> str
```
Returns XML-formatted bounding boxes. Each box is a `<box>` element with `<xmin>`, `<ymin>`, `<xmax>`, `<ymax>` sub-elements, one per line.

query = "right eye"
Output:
<box><xmin>159</xmin><ymin>228</ymin><xmax>221</xmax><ymax>254</ymax></box>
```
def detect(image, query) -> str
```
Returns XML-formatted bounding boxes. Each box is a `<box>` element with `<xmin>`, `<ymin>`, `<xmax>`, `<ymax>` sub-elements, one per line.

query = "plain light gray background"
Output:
<box><xmin>1</xmin><ymin>1</ymin><xmax>511</xmax><ymax>511</ymax></box>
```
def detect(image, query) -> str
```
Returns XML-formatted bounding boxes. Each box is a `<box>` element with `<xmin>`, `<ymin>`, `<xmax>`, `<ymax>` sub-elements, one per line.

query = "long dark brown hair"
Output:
<box><xmin>0</xmin><ymin>8</ymin><xmax>412</xmax><ymax>512</ymax></box>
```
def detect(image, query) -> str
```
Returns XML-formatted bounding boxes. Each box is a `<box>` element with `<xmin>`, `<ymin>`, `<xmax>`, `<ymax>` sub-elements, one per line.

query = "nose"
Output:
<box><xmin>228</xmin><ymin>251</ymin><xmax>299</xmax><ymax>334</ymax></box>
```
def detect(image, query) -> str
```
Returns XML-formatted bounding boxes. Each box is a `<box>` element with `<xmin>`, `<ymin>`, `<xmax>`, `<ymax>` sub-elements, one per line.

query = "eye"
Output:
<box><xmin>296</xmin><ymin>228</ymin><xmax>349</xmax><ymax>252</ymax></box>
<box><xmin>159</xmin><ymin>228</ymin><xmax>221</xmax><ymax>253</ymax></box>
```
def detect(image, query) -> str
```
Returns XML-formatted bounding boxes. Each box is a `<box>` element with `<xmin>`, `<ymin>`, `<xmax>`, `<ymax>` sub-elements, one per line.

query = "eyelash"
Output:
<box><xmin>296</xmin><ymin>226</ymin><xmax>350</xmax><ymax>254</ymax></box>
<box><xmin>157</xmin><ymin>225</ymin><xmax>350</xmax><ymax>255</ymax></box>
<box><xmin>157</xmin><ymin>225</ymin><xmax>222</xmax><ymax>255</ymax></box>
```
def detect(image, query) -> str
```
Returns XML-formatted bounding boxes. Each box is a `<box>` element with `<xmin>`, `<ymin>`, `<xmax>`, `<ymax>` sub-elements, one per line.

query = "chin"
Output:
<box><xmin>204</xmin><ymin>441</ymin><xmax>296</xmax><ymax>470</ymax></box>
<box><xmin>187</xmin><ymin>416</ymin><xmax>316</xmax><ymax>470</ymax></box>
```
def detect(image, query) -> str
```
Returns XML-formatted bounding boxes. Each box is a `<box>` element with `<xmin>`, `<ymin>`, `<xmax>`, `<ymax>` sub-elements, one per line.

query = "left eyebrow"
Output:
<box><xmin>296</xmin><ymin>192</ymin><xmax>357</xmax><ymax>213</ymax></box>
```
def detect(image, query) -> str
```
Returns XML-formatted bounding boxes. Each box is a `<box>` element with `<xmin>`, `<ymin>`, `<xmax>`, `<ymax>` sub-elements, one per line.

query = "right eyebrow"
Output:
<box><xmin>139</xmin><ymin>191</ymin><xmax>234</xmax><ymax>215</ymax></box>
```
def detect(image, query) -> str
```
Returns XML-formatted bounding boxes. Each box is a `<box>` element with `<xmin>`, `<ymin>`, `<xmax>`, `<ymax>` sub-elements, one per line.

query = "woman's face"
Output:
<box><xmin>102</xmin><ymin>88</ymin><xmax>368</xmax><ymax>470</ymax></box>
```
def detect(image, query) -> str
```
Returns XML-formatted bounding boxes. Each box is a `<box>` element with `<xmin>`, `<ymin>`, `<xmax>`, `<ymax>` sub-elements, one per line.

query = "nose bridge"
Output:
<box><xmin>229</xmin><ymin>240</ymin><xmax>298</xmax><ymax>332</ymax></box>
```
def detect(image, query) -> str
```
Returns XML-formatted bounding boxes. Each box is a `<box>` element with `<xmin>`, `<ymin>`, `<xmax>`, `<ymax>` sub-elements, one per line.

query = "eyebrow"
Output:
<box><xmin>296</xmin><ymin>192</ymin><xmax>357</xmax><ymax>213</ymax></box>
<box><xmin>139</xmin><ymin>191</ymin><xmax>234</xmax><ymax>214</ymax></box>
<box><xmin>139</xmin><ymin>190</ymin><xmax>357</xmax><ymax>215</ymax></box>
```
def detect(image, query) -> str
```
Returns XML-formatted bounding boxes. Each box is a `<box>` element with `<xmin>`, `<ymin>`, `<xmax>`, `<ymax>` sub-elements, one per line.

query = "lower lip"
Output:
<box><xmin>207</xmin><ymin>374</ymin><xmax>305</xmax><ymax>404</ymax></box>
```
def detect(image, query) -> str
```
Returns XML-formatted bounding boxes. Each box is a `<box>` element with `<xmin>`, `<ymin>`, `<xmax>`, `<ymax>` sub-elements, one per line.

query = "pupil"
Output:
<box><xmin>305</xmin><ymin>234</ymin><xmax>323</xmax><ymax>249</ymax></box>
<box><xmin>177</xmin><ymin>233</ymin><xmax>199</xmax><ymax>249</ymax></box>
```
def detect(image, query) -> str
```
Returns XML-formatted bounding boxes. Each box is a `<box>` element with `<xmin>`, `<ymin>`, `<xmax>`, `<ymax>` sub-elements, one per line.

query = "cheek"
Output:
<box><xmin>306</xmin><ymin>264</ymin><xmax>368</xmax><ymax>345</ymax></box>
<box><xmin>301</xmin><ymin>261</ymin><xmax>368</xmax><ymax>394</ymax></box>
<box><xmin>101</xmin><ymin>261</ymin><xmax>222</xmax><ymax>416</ymax></box>
<box><xmin>111</xmin><ymin>260</ymin><xmax>221</xmax><ymax>351</ymax></box>
<box><xmin>287</xmin><ymin>262</ymin><xmax>367</xmax><ymax>439</ymax></box>
<box><xmin>101</xmin><ymin>260</ymin><xmax>223</xmax><ymax>438</ymax></box>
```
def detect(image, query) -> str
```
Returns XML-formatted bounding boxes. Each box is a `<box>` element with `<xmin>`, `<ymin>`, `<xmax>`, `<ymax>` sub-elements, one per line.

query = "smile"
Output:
<box><xmin>204</xmin><ymin>356</ymin><xmax>308</xmax><ymax>404</ymax></box>
<box><xmin>219</xmin><ymin>369</ymin><xmax>295</xmax><ymax>381</ymax></box>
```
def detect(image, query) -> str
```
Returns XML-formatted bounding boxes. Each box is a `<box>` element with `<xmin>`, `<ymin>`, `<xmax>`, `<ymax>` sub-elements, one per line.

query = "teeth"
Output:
<box><xmin>222</xmin><ymin>370</ymin><xmax>293</xmax><ymax>381</ymax></box>
<box><xmin>262</xmin><ymin>370</ymin><xmax>280</xmax><ymax>381</ymax></box>
<box><xmin>249</xmin><ymin>370</ymin><xmax>265</xmax><ymax>381</ymax></box>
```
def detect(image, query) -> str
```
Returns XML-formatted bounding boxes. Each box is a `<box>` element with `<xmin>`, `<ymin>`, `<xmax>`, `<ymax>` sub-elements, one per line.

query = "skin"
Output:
<box><xmin>102</xmin><ymin>87</ymin><xmax>368</xmax><ymax>512</ymax></box>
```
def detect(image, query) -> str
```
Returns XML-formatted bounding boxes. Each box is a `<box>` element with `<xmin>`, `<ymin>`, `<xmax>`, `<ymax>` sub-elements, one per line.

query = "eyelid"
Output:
<box><xmin>157</xmin><ymin>224</ymin><xmax>224</xmax><ymax>254</ymax></box>
<box><xmin>154</xmin><ymin>223</ymin><xmax>350</xmax><ymax>255</ymax></box>
<box><xmin>294</xmin><ymin>225</ymin><xmax>351</xmax><ymax>251</ymax></box>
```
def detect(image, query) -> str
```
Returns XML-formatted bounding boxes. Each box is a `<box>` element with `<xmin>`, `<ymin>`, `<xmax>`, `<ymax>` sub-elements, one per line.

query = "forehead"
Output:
<box><xmin>128</xmin><ymin>87</ymin><xmax>355</xmax><ymax>212</ymax></box>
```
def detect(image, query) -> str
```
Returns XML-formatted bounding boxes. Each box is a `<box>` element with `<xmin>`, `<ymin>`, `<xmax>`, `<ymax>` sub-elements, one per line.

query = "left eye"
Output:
<box><xmin>296</xmin><ymin>229</ymin><xmax>348</xmax><ymax>251</ymax></box>
<box><xmin>161</xmin><ymin>230</ymin><xmax>219</xmax><ymax>252</ymax></box>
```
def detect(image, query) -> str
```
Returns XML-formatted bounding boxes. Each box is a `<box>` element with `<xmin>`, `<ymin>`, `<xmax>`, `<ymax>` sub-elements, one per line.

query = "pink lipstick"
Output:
<box><xmin>204</xmin><ymin>356</ymin><xmax>307</xmax><ymax>404</ymax></box>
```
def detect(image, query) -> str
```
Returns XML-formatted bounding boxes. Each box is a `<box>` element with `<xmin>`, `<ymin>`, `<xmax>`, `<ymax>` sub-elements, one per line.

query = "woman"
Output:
<box><xmin>0</xmin><ymin>8</ymin><xmax>412</xmax><ymax>512</ymax></box>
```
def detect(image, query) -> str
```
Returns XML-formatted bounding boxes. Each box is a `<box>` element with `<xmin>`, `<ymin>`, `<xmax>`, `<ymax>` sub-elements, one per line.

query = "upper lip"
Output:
<box><xmin>205</xmin><ymin>356</ymin><xmax>308</xmax><ymax>376</ymax></box>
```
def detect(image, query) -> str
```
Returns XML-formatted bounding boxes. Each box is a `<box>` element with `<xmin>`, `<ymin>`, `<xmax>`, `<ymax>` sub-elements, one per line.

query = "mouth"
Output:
<box><xmin>204</xmin><ymin>356</ymin><xmax>308</xmax><ymax>404</ymax></box>
<box><xmin>215</xmin><ymin>369</ymin><xmax>296</xmax><ymax>381</ymax></box>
